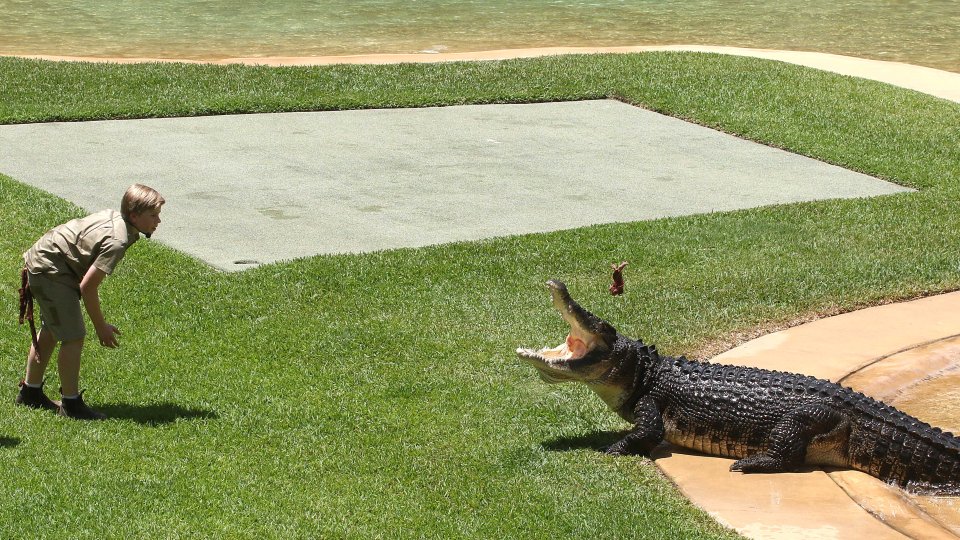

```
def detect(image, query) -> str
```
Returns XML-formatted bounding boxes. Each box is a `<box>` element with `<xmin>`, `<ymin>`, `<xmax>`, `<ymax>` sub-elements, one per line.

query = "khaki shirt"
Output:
<box><xmin>23</xmin><ymin>209</ymin><xmax>140</xmax><ymax>289</ymax></box>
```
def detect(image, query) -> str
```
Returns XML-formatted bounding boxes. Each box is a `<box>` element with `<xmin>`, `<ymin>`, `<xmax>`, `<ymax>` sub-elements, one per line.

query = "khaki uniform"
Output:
<box><xmin>23</xmin><ymin>210</ymin><xmax>139</xmax><ymax>340</ymax></box>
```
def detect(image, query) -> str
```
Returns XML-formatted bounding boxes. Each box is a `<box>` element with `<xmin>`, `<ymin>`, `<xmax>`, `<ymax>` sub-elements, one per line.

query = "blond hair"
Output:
<box><xmin>121</xmin><ymin>184</ymin><xmax>165</xmax><ymax>220</ymax></box>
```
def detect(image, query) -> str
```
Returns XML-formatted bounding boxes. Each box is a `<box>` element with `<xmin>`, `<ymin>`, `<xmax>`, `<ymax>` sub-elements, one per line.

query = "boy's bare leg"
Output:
<box><xmin>24</xmin><ymin>327</ymin><xmax>57</xmax><ymax>385</ymax></box>
<box><xmin>55</xmin><ymin>338</ymin><xmax>106</xmax><ymax>420</ymax></box>
<box><xmin>56</xmin><ymin>339</ymin><xmax>84</xmax><ymax>397</ymax></box>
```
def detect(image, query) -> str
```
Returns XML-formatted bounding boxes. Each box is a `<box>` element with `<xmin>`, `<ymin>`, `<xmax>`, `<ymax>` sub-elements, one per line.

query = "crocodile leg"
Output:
<box><xmin>605</xmin><ymin>396</ymin><xmax>665</xmax><ymax>456</ymax></box>
<box><xmin>731</xmin><ymin>403</ymin><xmax>845</xmax><ymax>473</ymax></box>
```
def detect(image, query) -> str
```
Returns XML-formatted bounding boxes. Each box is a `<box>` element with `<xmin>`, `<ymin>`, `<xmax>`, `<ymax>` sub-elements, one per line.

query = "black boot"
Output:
<box><xmin>14</xmin><ymin>380</ymin><xmax>59</xmax><ymax>412</ymax></box>
<box><xmin>58</xmin><ymin>390</ymin><xmax>106</xmax><ymax>421</ymax></box>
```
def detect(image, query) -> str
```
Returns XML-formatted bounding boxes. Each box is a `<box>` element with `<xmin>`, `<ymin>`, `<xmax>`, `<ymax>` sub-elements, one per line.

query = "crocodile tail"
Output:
<box><xmin>847</xmin><ymin>391</ymin><xmax>960</xmax><ymax>492</ymax></box>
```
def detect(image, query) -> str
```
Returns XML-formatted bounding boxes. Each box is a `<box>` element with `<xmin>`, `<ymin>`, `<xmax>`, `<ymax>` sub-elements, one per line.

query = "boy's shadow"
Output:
<box><xmin>0</xmin><ymin>436</ymin><xmax>20</xmax><ymax>448</ymax></box>
<box><xmin>98</xmin><ymin>402</ymin><xmax>218</xmax><ymax>426</ymax></box>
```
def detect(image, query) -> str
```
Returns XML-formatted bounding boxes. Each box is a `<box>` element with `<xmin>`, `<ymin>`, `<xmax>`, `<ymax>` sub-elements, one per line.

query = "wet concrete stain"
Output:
<box><xmin>257</xmin><ymin>206</ymin><xmax>304</xmax><ymax>220</ymax></box>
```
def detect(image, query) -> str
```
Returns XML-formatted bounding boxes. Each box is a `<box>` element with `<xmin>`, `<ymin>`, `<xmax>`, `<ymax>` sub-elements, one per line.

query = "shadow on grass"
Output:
<box><xmin>542</xmin><ymin>429</ymin><xmax>632</xmax><ymax>453</ymax></box>
<box><xmin>98</xmin><ymin>402</ymin><xmax>218</xmax><ymax>426</ymax></box>
<box><xmin>0</xmin><ymin>436</ymin><xmax>20</xmax><ymax>448</ymax></box>
<box><xmin>543</xmin><ymin>430</ymin><xmax>677</xmax><ymax>459</ymax></box>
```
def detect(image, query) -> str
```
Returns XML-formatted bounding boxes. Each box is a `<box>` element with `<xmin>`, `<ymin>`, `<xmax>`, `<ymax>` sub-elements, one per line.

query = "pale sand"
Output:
<box><xmin>6</xmin><ymin>45</ymin><xmax>960</xmax><ymax>103</ymax></box>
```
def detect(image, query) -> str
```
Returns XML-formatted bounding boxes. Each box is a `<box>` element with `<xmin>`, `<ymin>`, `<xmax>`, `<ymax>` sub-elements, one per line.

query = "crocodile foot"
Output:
<box><xmin>730</xmin><ymin>454</ymin><xmax>787</xmax><ymax>473</ymax></box>
<box><xmin>603</xmin><ymin>440</ymin><xmax>640</xmax><ymax>456</ymax></box>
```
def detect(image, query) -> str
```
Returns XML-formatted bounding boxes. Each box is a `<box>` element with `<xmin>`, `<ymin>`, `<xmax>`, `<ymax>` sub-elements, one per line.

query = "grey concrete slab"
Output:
<box><xmin>0</xmin><ymin>100</ymin><xmax>911</xmax><ymax>271</ymax></box>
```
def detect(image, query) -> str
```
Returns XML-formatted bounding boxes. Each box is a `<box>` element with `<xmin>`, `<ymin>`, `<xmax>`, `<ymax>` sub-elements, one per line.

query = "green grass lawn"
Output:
<box><xmin>1</xmin><ymin>52</ymin><xmax>959</xmax><ymax>538</ymax></box>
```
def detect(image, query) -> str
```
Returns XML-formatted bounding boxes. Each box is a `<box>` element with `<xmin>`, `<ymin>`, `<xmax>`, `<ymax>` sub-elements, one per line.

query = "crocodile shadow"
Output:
<box><xmin>97</xmin><ymin>402</ymin><xmax>218</xmax><ymax>426</ymax></box>
<box><xmin>548</xmin><ymin>432</ymin><xmax>695</xmax><ymax>461</ymax></box>
<box><xmin>0</xmin><ymin>436</ymin><xmax>20</xmax><ymax>448</ymax></box>
<box><xmin>543</xmin><ymin>429</ymin><xmax>634</xmax><ymax>453</ymax></box>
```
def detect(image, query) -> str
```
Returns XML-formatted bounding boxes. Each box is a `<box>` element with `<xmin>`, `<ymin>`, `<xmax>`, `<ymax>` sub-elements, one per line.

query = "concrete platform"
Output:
<box><xmin>660</xmin><ymin>291</ymin><xmax>960</xmax><ymax>539</ymax></box>
<box><xmin>0</xmin><ymin>99</ymin><xmax>908</xmax><ymax>271</ymax></box>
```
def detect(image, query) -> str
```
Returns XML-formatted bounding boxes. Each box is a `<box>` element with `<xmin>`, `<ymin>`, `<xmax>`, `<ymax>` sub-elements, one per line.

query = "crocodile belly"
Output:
<box><xmin>662</xmin><ymin>416</ymin><xmax>762</xmax><ymax>459</ymax></box>
<box><xmin>804</xmin><ymin>421</ymin><xmax>851</xmax><ymax>468</ymax></box>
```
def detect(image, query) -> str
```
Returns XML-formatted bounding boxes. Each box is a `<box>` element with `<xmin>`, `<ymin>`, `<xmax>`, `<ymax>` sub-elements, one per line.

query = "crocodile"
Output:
<box><xmin>516</xmin><ymin>280</ymin><xmax>960</xmax><ymax>493</ymax></box>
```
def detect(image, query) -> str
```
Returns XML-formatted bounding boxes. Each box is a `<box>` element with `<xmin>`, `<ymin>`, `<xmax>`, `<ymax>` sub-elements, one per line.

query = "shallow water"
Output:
<box><xmin>1</xmin><ymin>0</ymin><xmax>958</xmax><ymax>72</ymax></box>
<box><xmin>894</xmin><ymin>372</ymin><xmax>960</xmax><ymax>434</ymax></box>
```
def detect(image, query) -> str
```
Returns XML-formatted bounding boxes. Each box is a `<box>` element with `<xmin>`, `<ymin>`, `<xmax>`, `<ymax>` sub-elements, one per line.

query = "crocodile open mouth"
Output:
<box><xmin>517</xmin><ymin>333</ymin><xmax>591</xmax><ymax>363</ymax></box>
<box><xmin>516</xmin><ymin>280</ymin><xmax>611</xmax><ymax>381</ymax></box>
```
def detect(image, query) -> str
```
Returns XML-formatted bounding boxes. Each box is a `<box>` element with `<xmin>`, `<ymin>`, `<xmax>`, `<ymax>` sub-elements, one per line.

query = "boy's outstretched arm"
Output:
<box><xmin>80</xmin><ymin>266</ymin><xmax>120</xmax><ymax>348</ymax></box>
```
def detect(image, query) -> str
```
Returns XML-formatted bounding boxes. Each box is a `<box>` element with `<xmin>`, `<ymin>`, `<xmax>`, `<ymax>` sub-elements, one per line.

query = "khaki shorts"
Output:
<box><xmin>27</xmin><ymin>272</ymin><xmax>86</xmax><ymax>341</ymax></box>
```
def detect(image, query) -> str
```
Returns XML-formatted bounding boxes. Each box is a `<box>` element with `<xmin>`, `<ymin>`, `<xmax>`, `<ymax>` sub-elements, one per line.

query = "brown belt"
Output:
<box><xmin>18</xmin><ymin>267</ymin><xmax>41</xmax><ymax>362</ymax></box>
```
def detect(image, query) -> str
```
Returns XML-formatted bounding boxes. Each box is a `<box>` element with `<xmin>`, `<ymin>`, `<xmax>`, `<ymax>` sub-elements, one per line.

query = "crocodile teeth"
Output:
<box><xmin>516</xmin><ymin>343</ymin><xmax>573</xmax><ymax>362</ymax></box>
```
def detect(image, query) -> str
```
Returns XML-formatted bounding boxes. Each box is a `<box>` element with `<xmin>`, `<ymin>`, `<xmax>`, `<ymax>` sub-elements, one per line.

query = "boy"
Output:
<box><xmin>15</xmin><ymin>184</ymin><xmax>164</xmax><ymax>420</ymax></box>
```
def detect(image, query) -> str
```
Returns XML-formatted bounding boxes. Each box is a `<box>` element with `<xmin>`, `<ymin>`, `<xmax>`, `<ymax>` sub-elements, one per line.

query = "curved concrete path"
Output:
<box><xmin>10</xmin><ymin>45</ymin><xmax>960</xmax><ymax>103</ymax></box>
<box><xmin>657</xmin><ymin>291</ymin><xmax>960</xmax><ymax>539</ymax></box>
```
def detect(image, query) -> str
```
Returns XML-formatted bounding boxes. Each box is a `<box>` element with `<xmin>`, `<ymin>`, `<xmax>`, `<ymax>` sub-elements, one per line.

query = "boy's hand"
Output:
<box><xmin>96</xmin><ymin>324</ymin><xmax>121</xmax><ymax>348</ymax></box>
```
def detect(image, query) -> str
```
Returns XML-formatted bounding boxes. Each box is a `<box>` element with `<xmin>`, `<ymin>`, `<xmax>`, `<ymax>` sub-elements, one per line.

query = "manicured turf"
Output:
<box><xmin>1</xmin><ymin>53</ymin><xmax>958</xmax><ymax>538</ymax></box>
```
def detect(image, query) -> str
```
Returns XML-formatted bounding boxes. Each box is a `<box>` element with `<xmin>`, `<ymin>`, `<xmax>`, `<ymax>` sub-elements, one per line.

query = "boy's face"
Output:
<box><xmin>130</xmin><ymin>207</ymin><xmax>162</xmax><ymax>238</ymax></box>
